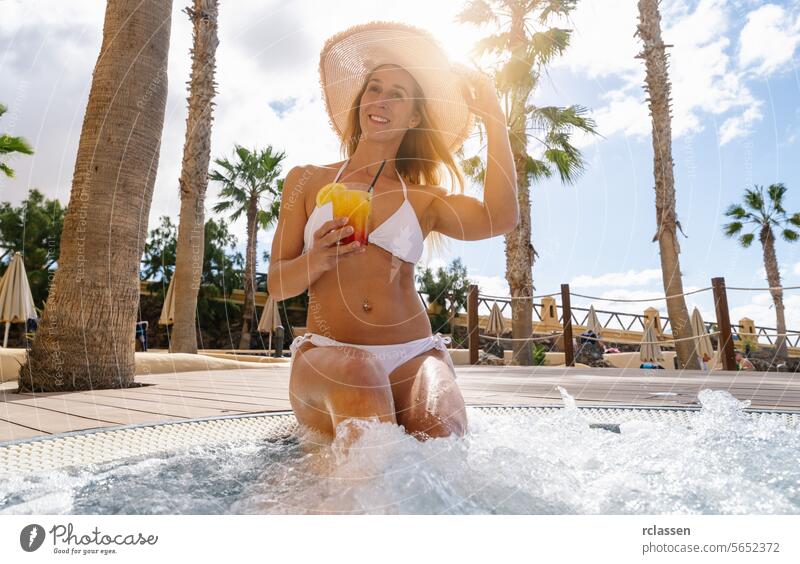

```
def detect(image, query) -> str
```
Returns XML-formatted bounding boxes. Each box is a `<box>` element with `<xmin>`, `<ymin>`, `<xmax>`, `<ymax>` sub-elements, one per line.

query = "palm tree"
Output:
<box><xmin>171</xmin><ymin>0</ymin><xmax>220</xmax><ymax>354</ymax></box>
<box><xmin>0</xmin><ymin>103</ymin><xmax>34</xmax><ymax>178</ymax></box>
<box><xmin>19</xmin><ymin>0</ymin><xmax>172</xmax><ymax>391</ymax></box>
<box><xmin>457</xmin><ymin>0</ymin><xmax>597</xmax><ymax>365</ymax></box>
<box><xmin>723</xmin><ymin>184</ymin><xmax>799</xmax><ymax>359</ymax></box>
<box><xmin>636</xmin><ymin>0</ymin><xmax>699</xmax><ymax>370</ymax></box>
<box><xmin>210</xmin><ymin>145</ymin><xmax>285</xmax><ymax>349</ymax></box>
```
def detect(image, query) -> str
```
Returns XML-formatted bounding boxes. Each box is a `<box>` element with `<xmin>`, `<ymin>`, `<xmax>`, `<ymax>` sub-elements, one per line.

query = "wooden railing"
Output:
<box><xmin>463</xmin><ymin>277</ymin><xmax>799</xmax><ymax>371</ymax></box>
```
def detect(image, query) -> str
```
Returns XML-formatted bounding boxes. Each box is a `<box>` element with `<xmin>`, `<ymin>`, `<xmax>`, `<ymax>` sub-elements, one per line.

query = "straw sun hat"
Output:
<box><xmin>319</xmin><ymin>20</ymin><xmax>477</xmax><ymax>154</ymax></box>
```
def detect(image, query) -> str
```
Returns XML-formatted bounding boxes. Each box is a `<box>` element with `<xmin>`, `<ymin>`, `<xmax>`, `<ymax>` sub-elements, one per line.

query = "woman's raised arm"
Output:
<box><xmin>429</xmin><ymin>72</ymin><xmax>518</xmax><ymax>240</ymax></box>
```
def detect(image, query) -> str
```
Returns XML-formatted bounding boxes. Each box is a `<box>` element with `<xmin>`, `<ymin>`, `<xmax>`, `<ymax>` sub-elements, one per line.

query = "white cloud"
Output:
<box><xmin>555</xmin><ymin>0</ymin><xmax>641</xmax><ymax>80</ymax></box>
<box><xmin>466</xmin><ymin>274</ymin><xmax>509</xmax><ymax>316</ymax></box>
<box><xmin>729</xmin><ymin>293</ymin><xmax>800</xmax><ymax>332</ymax></box>
<box><xmin>719</xmin><ymin>103</ymin><xmax>764</xmax><ymax>145</ymax></box>
<box><xmin>794</xmin><ymin>262</ymin><xmax>800</xmax><ymax>276</ymax></box>
<box><xmin>738</xmin><ymin>3</ymin><xmax>800</xmax><ymax>76</ymax></box>
<box><xmin>566</xmin><ymin>286</ymin><xmax>715</xmax><ymax>332</ymax></box>
<box><xmin>588</xmin><ymin>91</ymin><xmax>651</xmax><ymax>140</ymax></box>
<box><xmin>0</xmin><ymin>1</ymin><xmax>101</xmax><ymax>35</ymax></box>
<box><xmin>570</xmin><ymin>268</ymin><xmax>662</xmax><ymax>288</ymax></box>
<box><xmin>756</xmin><ymin>264</ymin><xmax>789</xmax><ymax>281</ymax></box>
<box><xmin>555</xmin><ymin>0</ymin><xmax>764</xmax><ymax>145</ymax></box>
<box><xmin>571</xmin><ymin>289</ymin><xmax>665</xmax><ymax>316</ymax></box>
<box><xmin>468</xmin><ymin>273</ymin><xmax>509</xmax><ymax>297</ymax></box>
<box><xmin>423</xmin><ymin>257</ymin><xmax>448</xmax><ymax>272</ymax></box>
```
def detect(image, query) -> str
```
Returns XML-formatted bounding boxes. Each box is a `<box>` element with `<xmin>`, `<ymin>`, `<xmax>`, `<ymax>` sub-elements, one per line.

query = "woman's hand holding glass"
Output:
<box><xmin>308</xmin><ymin>216</ymin><xmax>366</xmax><ymax>274</ymax></box>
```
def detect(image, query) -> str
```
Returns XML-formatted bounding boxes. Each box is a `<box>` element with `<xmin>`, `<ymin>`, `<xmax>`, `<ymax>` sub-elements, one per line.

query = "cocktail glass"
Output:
<box><xmin>333</xmin><ymin>184</ymin><xmax>371</xmax><ymax>246</ymax></box>
<box><xmin>316</xmin><ymin>181</ymin><xmax>372</xmax><ymax>246</ymax></box>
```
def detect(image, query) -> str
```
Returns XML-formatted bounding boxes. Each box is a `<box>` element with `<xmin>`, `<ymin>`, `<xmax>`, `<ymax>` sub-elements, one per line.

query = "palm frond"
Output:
<box><xmin>0</xmin><ymin>134</ymin><xmax>34</xmax><ymax>155</ymax></box>
<box><xmin>211</xmin><ymin>157</ymin><xmax>237</xmax><ymax>177</ymax></box>
<box><xmin>210</xmin><ymin>143</ymin><xmax>287</xmax><ymax>224</ymax></box>
<box><xmin>722</xmin><ymin>221</ymin><xmax>743</xmax><ymax>237</ymax></box>
<box><xmin>536</xmin><ymin>0</ymin><xmax>578</xmax><ymax>23</ymax></box>
<box><xmin>782</xmin><ymin>228</ymin><xmax>798</xmax><ymax>242</ymax></box>
<box><xmin>530</xmin><ymin>105</ymin><xmax>597</xmax><ymax>135</ymax></box>
<box><xmin>256</xmin><ymin>200</ymin><xmax>281</xmax><ymax>230</ymax></box>
<box><xmin>723</xmin><ymin>204</ymin><xmax>747</xmax><ymax>220</ymax></box>
<box><xmin>788</xmin><ymin>213</ymin><xmax>800</xmax><ymax>228</ymax></box>
<box><xmin>496</xmin><ymin>55</ymin><xmax>535</xmax><ymax>92</ymax></box>
<box><xmin>211</xmin><ymin>198</ymin><xmax>236</xmax><ymax>217</ymax></box>
<box><xmin>255</xmin><ymin>210</ymin><xmax>270</xmax><ymax>230</ymax></box>
<box><xmin>739</xmin><ymin>233</ymin><xmax>755</xmax><ymax>247</ymax></box>
<box><xmin>543</xmin><ymin>146</ymin><xmax>584</xmax><ymax>184</ymax></box>
<box><xmin>473</xmin><ymin>32</ymin><xmax>512</xmax><ymax>57</ymax></box>
<box><xmin>208</xmin><ymin>170</ymin><xmax>231</xmax><ymax>186</ymax></box>
<box><xmin>525</xmin><ymin>155</ymin><xmax>553</xmax><ymax>182</ymax></box>
<box><xmin>234</xmin><ymin>144</ymin><xmax>252</xmax><ymax>165</ymax></box>
<box><xmin>269</xmin><ymin>196</ymin><xmax>282</xmax><ymax>218</ymax></box>
<box><xmin>456</xmin><ymin>0</ymin><xmax>498</xmax><ymax>26</ymax></box>
<box><xmin>460</xmin><ymin>155</ymin><xmax>486</xmax><ymax>184</ymax></box>
<box><xmin>218</xmin><ymin>183</ymin><xmax>248</xmax><ymax>205</ymax></box>
<box><xmin>743</xmin><ymin>186</ymin><xmax>765</xmax><ymax>214</ymax></box>
<box><xmin>530</xmin><ymin>28</ymin><xmax>571</xmax><ymax>67</ymax></box>
<box><xmin>767</xmin><ymin>182</ymin><xmax>787</xmax><ymax>212</ymax></box>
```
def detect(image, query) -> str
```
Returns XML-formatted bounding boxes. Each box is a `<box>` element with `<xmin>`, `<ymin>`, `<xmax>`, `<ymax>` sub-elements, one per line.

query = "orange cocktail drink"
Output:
<box><xmin>315</xmin><ymin>182</ymin><xmax>372</xmax><ymax>246</ymax></box>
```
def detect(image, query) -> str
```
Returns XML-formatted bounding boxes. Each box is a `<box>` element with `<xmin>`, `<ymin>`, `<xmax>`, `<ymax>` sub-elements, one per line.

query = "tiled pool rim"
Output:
<box><xmin>2</xmin><ymin>405</ymin><xmax>799</xmax><ymax>475</ymax></box>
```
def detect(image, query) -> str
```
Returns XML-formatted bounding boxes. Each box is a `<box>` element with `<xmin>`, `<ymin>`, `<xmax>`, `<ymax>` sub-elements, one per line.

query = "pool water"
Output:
<box><xmin>1</xmin><ymin>389</ymin><xmax>799</xmax><ymax>514</ymax></box>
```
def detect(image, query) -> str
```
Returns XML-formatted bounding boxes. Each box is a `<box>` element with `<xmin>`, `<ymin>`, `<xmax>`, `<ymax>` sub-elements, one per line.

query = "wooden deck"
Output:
<box><xmin>2</xmin><ymin>365</ymin><xmax>799</xmax><ymax>442</ymax></box>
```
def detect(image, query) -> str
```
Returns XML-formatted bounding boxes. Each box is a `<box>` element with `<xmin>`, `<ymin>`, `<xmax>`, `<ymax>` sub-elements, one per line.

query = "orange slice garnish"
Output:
<box><xmin>315</xmin><ymin>182</ymin><xmax>345</xmax><ymax>207</ymax></box>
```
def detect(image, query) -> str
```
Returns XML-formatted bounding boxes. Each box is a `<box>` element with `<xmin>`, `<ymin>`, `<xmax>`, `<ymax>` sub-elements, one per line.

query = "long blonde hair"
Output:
<box><xmin>341</xmin><ymin>65</ymin><xmax>465</xmax><ymax>264</ymax></box>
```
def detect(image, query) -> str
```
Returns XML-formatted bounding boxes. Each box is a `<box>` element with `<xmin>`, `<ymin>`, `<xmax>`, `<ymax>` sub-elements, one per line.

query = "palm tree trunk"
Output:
<box><xmin>18</xmin><ymin>0</ymin><xmax>172</xmax><ymax>391</ymax></box>
<box><xmin>505</xmin><ymin>133</ymin><xmax>534</xmax><ymax>366</ymax></box>
<box><xmin>505</xmin><ymin>6</ymin><xmax>534</xmax><ymax>366</ymax></box>
<box><xmin>637</xmin><ymin>0</ymin><xmax>699</xmax><ymax>370</ymax></box>
<box><xmin>171</xmin><ymin>0</ymin><xmax>219</xmax><ymax>354</ymax></box>
<box><xmin>760</xmin><ymin>226</ymin><xmax>788</xmax><ymax>358</ymax></box>
<box><xmin>239</xmin><ymin>198</ymin><xmax>258</xmax><ymax>349</ymax></box>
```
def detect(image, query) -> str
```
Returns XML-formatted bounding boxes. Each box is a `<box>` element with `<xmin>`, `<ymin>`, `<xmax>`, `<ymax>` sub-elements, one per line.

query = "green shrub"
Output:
<box><xmin>531</xmin><ymin>343</ymin><xmax>547</xmax><ymax>366</ymax></box>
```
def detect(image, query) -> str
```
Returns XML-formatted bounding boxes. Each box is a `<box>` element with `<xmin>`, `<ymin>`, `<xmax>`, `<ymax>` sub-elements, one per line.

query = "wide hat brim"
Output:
<box><xmin>319</xmin><ymin>21</ymin><xmax>476</xmax><ymax>154</ymax></box>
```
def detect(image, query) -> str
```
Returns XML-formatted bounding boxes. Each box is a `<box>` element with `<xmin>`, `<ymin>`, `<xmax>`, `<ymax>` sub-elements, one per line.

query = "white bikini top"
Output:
<box><xmin>302</xmin><ymin>158</ymin><xmax>425</xmax><ymax>264</ymax></box>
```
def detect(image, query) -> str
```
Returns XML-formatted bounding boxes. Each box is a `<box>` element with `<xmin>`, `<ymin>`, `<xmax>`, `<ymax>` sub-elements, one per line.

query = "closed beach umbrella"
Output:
<box><xmin>0</xmin><ymin>252</ymin><xmax>36</xmax><ymax>347</ymax></box>
<box><xmin>640</xmin><ymin>320</ymin><xmax>664</xmax><ymax>364</ymax></box>
<box><xmin>158</xmin><ymin>277</ymin><xmax>175</xmax><ymax>326</ymax></box>
<box><xmin>257</xmin><ymin>295</ymin><xmax>283</xmax><ymax>351</ymax></box>
<box><xmin>486</xmin><ymin>302</ymin><xmax>505</xmax><ymax>336</ymax></box>
<box><xmin>257</xmin><ymin>295</ymin><xmax>282</xmax><ymax>333</ymax></box>
<box><xmin>586</xmin><ymin>305</ymin><xmax>602</xmax><ymax>335</ymax></box>
<box><xmin>690</xmin><ymin>307</ymin><xmax>714</xmax><ymax>359</ymax></box>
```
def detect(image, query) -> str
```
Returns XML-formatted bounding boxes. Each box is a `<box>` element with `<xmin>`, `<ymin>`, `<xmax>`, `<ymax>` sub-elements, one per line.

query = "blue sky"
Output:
<box><xmin>1</xmin><ymin>0</ymin><xmax>799</xmax><ymax>330</ymax></box>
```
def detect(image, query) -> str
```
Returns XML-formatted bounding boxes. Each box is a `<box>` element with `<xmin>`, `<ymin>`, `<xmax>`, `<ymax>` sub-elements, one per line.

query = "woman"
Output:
<box><xmin>268</xmin><ymin>22</ymin><xmax>518</xmax><ymax>445</ymax></box>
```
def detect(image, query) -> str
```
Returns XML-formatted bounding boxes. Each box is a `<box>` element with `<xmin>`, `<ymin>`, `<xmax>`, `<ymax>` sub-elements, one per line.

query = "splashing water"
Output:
<box><xmin>557</xmin><ymin>385</ymin><xmax>578</xmax><ymax>411</ymax></box>
<box><xmin>1</xmin><ymin>388</ymin><xmax>799</xmax><ymax>514</ymax></box>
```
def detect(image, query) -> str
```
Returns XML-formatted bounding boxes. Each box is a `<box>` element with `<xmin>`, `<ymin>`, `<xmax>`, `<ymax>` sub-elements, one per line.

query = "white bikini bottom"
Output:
<box><xmin>289</xmin><ymin>331</ymin><xmax>456</xmax><ymax>378</ymax></box>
